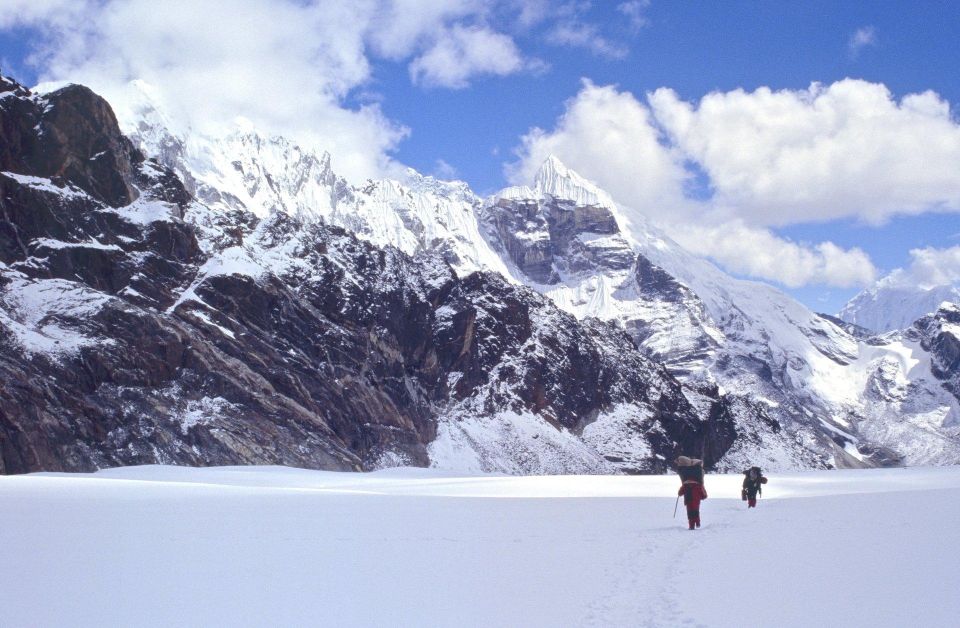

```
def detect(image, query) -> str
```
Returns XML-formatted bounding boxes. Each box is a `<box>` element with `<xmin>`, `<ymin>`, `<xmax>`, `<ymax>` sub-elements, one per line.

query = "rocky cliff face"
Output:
<box><xmin>1</xmin><ymin>78</ymin><xmax>139</xmax><ymax>208</ymax></box>
<box><xmin>0</xmin><ymin>74</ymin><xmax>734</xmax><ymax>474</ymax></box>
<box><xmin>911</xmin><ymin>304</ymin><xmax>960</xmax><ymax>404</ymax></box>
<box><xmin>119</xmin><ymin>77</ymin><xmax>960</xmax><ymax>470</ymax></box>
<box><xmin>483</xmin><ymin>195</ymin><xmax>632</xmax><ymax>284</ymax></box>
<box><xmin>838</xmin><ymin>304</ymin><xmax>960</xmax><ymax>466</ymax></box>
<box><xmin>475</xmin><ymin>161</ymin><xmax>960</xmax><ymax>470</ymax></box>
<box><xmin>5</xmin><ymin>72</ymin><xmax>960</xmax><ymax>474</ymax></box>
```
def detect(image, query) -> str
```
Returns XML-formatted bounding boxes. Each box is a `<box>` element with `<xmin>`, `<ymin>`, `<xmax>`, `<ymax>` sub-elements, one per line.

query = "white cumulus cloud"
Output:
<box><xmin>2</xmin><ymin>0</ymin><xmax>559</xmax><ymax>181</ymax></box>
<box><xmin>505</xmin><ymin>80</ymin><xmax>948</xmax><ymax>288</ymax></box>
<box><xmin>10</xmin><ymin>0</ymin><xmax>400</xmax><ymax>181</ymax></box>
<box><xmin>669</xmin><ymin>222</ymin><xmax>877</xmax><ymax>289</ymax></box>
<box><xmin>885</xmin><ymin>246</ymin><xmax>960</xmax><ymax>289</ymax></box>
<box><xmin>409</xmin><ymin>24</ymin><xmax>534</xmax><ymax>88</ymax></box>
<box><xmin>649</xmin><ymin>80</ymin><xmax>960</xmax><ymax>227</ymax></box>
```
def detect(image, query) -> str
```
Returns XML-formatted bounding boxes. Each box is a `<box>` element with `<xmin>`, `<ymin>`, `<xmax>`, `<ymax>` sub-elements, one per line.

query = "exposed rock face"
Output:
<box><xmin>911</xmin><ymin>304</ymin><xmax>960</xmax><ymax>404</ymax></box>
<box><xmin>817</xmin><ymin>313</ymin><xmax>874</xmax><ymax>341</ymax></box>
<box><xmin>634</xmin><ymin>255</ymin><xmax>689</xmax><ymax>304</ymax></box>
<box><xmin>108</xmin><ymin>77</ymin><xmax>960</xmax><ymax>471</ymax></box>
<box><xmin>485</xmin><ymin>196</ymin><xmax>633</xmax><ymax>284</ymax></box>
<box><xmin>429</xmin><ymin>273</ymin><xmax>738</xmax><ymax>473</ymax></box>
<box><xmin>1</xmin><ymin>81</ymin><xmax>139</xmax><ymax>207</ymax></box>
<box><xmin>0</xmin><ymin>74</ymin><xmax>734</xmax><ymax>475</ymax></box>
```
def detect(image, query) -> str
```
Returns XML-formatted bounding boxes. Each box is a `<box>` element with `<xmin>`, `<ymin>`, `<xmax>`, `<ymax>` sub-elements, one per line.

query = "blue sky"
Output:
<box><xmin>3</xmin><ymin>0</ymin><xmax>960</xmax><ymax>314</ymax></box>
<box><xmin>379</xmin><ymin>1</ymin><xmax>960</xmax><ymax>192</ymax></box>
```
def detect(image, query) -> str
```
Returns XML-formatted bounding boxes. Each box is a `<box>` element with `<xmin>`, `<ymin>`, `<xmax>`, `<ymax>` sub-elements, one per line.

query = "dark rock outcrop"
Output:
<box><xmin>1</xmin><ymin>81</ymin><xmax>140</xmax><ymax>207</ymax></box>
<box><xmin>485</xmin><ymin>196</ymin><xmax>634</xmax><ymax>284</ymax></box>
<box><xmin>817</xmin><ymin>313</ymin><xmax>873</xmax><ymax>341</ymax></box>
<box><xmin>0</xmin><ymin>73</ymin><xmax>736</xmax><ymax>474</ymax></box>
<box><xmin>911</xmin><ymin>304</ymin><xmax>960</xmax><ymax>403</ymax></box>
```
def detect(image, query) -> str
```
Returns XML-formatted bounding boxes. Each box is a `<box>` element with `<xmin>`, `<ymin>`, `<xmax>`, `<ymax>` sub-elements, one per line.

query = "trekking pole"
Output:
<box><xmin>673</xmin><ymin>494</ymin><xmax>680</xmax><ymax>518</ymax></box>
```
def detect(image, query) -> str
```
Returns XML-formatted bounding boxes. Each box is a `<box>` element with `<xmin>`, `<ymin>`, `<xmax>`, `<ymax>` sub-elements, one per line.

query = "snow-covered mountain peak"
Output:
<box><xmin>399</xmin><ymin>167</ymin><xmax>475</xmax><ymax>203</ymax></box>
<box><xmin>840</xmin><ymin>276</ymin><xmax>960</xmax><ymax>334</ymax></box>
<box><xmin>940</xmin><ymin>301</ymin><xmax>960</xmax><ymax>315</ymax></box>
<box><xmin>533</xmin><ymin>154</ymin><xmax>617</xmax><ymax>209</ymax></box>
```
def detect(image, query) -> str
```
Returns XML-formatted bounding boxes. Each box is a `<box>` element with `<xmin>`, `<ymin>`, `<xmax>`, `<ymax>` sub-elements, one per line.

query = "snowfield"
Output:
<box><xmin>2</xmin><ymin>466</ymin><xmax>958</xmax><ymax>627</ymax></box>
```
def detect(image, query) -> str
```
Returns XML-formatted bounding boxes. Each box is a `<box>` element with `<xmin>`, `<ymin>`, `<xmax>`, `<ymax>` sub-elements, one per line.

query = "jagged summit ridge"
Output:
<box><xmin>534</xmin><ymin>155</ymin><xmax>618</xmax><ymax>209</ymax></box>
<box><xmin>491</xmin><ymin>155</ymin><xmax>619</xmax><ymax>212</ymax></box>
<box><xmin>122</xmin><ymin>89</ymin><xmax>515</xmax><ymax>279</ymax></box>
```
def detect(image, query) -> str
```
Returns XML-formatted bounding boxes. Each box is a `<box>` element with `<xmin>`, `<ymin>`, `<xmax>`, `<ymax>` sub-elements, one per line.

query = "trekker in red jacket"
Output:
<box><xmin>678</xmin><ymin>479</ymin><xmax>708</xmax><ymax>530</ymax></box>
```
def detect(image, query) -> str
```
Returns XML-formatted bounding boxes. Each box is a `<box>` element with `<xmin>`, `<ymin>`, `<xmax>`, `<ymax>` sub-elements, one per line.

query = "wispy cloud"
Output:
<box><xmin>539</xmin><ymin>0</ymin><xmax>633</xmax><ymax>59</ymax></box>
<box><xmin>848</xmin><ymin>26</ymin><xmax>877</xmax><ymax>58</ymax></box>
<box><xmin>546</xmin><ymin>21</ymin><xmax>628</xmax><ymax>59</ymax></box>
<box><xmin>433</xmin><ymin>158</ymin><xmax>459</xmax><ymax>180</ymax></box>
<box><xmin>409</xmin><ymin>24</ymin><xmax>541</xmax><ymax>89</ymax></box>
<box><xmin>617</xmin><ymin>0</ymin><xmax>651</xmax><ymax>31</ymax></box>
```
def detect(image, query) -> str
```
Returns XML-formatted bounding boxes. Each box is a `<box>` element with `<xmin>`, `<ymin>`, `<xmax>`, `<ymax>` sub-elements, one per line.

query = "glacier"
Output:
<box><xmin>1</xmin><ymin>464</ymin><xmax>958</xmax><ymax>627</ymax></box>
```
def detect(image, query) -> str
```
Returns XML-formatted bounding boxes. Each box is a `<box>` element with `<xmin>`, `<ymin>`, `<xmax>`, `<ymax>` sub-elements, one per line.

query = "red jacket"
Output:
<box><xmin>678</xmin><ymin>481</ymin><xmax>707</xmax><ymax>509</ymax></box>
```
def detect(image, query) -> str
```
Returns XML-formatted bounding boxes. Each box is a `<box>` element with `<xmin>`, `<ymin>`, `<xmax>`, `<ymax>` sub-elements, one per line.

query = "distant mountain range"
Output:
<box><xmin>841</xmin><ymin>278</ymin><xmax>960</xmax><ymax>334</ymax></box>
<box><xmin>1</xmin><ymin>72</ymin><xmax>958</xmax><ymax>474</ymax></box>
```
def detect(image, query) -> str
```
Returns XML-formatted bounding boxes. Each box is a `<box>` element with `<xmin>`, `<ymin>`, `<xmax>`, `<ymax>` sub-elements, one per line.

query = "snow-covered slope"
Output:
<box><xmin>841</xmin><ymin>276</ymin><xmax>960</xmax><ymax>333</ymax></box>
<box><xmin>476</xmin><ymin>158</ymin><xmax>960</xmax><ymax>469</ymax></box>
<box><xmin>2</xmin><ymin>465</ymin><xmax>959</xmax><ymax>627</ymax></box>
<box><xmin>124</xmin><ymin>82</ymin><xmax>509</xmax><ymax>279</ymax></box>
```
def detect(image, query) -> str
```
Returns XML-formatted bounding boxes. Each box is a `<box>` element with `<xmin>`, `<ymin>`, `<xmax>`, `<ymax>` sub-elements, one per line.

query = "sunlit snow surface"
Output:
<box><xmin>2</xmin><ymin>465</ymin><xmax>958</xmax><ymax>627</ymax></box>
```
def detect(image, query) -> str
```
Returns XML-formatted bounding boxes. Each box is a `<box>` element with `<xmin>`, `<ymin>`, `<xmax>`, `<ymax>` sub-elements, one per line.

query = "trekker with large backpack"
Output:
<box><xmin>676</xmin><ymin>456</ymin><xmax>707</xmax><ymax>530</ymax></box>
<box><xmin>675</xmin><ymin>455</ymin><xmax>705</xmax><ymax>485</ymax></box>
<box><xmin>741</xmin><ymin>466</ymin><xmax>768</xmax><ymax>508</ymax></box>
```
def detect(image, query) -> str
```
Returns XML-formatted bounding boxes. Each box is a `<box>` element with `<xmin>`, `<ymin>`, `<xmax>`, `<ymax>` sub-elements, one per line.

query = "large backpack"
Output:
<box><xmin>678</xmin><ymin>461</ymin><xmax>704</xmax><ymax>483</ymax></box>
<box><xmin>744</xmin><ymin>466</ymin><xmax>766</xmax><ymax>495</ymax></box>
